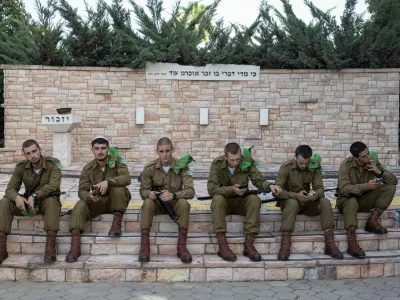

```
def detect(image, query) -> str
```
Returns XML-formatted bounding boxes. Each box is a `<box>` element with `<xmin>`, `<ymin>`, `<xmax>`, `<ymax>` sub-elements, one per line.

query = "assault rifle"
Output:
<box><xmin>197</xmin><ymin>187</ymin><xmax>338</xmax><ymax>203</ymax></box>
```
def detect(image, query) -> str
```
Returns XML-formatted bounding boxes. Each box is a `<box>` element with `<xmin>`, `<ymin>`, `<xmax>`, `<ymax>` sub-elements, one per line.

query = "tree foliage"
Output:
<box><xmin>0</xmin><ymin>0</ymin><xmax>400</xmax><ymax>69</ymax></box>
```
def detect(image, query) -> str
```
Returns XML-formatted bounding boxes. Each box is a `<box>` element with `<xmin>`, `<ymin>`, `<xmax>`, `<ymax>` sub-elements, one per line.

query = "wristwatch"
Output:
<box><xmin>107</xmin><ymin>180</ymin><xmax>113</xmax><ymax>186</ymax></box>
<box><xmin>31</xmin><ymin>193</ymin><xmax>38</xmax><ymax>200</ymax></box>
<box><xmin>172</xmin><ymin>193</ymin><xmax>177</xmax><ymax>200</ymax></box>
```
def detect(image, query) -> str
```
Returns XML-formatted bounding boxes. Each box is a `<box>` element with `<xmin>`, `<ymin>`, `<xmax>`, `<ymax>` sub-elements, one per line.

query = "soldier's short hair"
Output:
<box><xmin>91</xmin><ymin>137</ymin><xmax>109</xmax><ymax>147</ymax></box>
<box><xmin>224</xmin><ymin>143</ymin><xmax>241</xmax><ymax>155</ymax></box>
<box><xmin>295</xmin><ymin>145</ymin><xmax>313</xmax><ymax>159</ymax></box>
<box><xmin>350</xmin><ymin>141</ymin><xmax>367</xmax><ymax>157</ymax></box>
<box><xmin>21</xmin><ymin>139</ymin><xmax>40</xmax><ymax>152</ymax></box>
<box><xmin>157</xmin><ymin>137</ymin><xmax>174</xmax><ymax>150</ymax></box>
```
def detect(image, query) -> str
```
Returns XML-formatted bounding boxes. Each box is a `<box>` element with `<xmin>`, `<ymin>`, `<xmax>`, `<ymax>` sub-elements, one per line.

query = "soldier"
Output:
<box><xmin>66</xmin><ymin>137</ymin><xmax>131</xmax><ymax>262</ymax></box>
<box><xmin>0</xmin><ymin>139</ymin><xmax>62</xmax><ymax>264</ymax></box>
<box><xmin>337</xmin><ymin>141</ymin><xmax>398</xmax><ymax>259</ymax></box>
<box><xmin>208</xmin><ymin>142</ymin><xmax>281</xmax><ymax>262</ymax></box>
<box><xmin>275</xmin><ymin>145</ymin><xmax>343</xmax><ymax>261</ymax></box>
<box><xmin>139</xmin><ymin>137</ymin><xmax>194</xmax><ymax>263</ymax></box>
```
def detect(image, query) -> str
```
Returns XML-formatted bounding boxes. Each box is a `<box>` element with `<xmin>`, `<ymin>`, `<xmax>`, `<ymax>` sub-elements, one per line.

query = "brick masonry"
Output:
<box><xmin>1</xmin><ymin>65</ymin><xmax>399</xmax><ymax>164</ymax></box>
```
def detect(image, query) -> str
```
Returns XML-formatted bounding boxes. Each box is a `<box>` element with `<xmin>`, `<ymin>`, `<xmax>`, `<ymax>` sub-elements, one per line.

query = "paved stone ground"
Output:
<box><xmin>0</xmin><ymin>277</ymin><xmax>399</xmax><ymax>299</ymax></box>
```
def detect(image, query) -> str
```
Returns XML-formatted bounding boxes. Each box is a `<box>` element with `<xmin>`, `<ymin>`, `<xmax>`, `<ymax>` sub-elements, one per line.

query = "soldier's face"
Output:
<box><xmin>157</xmin><ymin>144</ymin><xmax>173</xmax><ymax>166</ymax></box>
<box><xmin>23</xmin><ymin>144</ymin><xmax>42</xmax><ymax>164</ymax></box>
<box><xmin>295</xmin><ymin>155</ymin><xmax>311</xmax><ymax>171</ymax></box>
<box><xmin>356</xmin><ymin>148</ymin><xmax>370</xmax><ymax>166</ymax></box>
<box><xmin>225</xmin><ymin>152</ymin><xmax>241</xmax><ymax>168</ymax></box>
<box><xmin>92</xmin><ymin>143</ymin><xmax>109</xmax><ymax>161</ymax></box>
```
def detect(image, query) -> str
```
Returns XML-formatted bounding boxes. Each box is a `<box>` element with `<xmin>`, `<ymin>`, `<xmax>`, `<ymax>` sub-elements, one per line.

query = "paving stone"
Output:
<box><xmin>251</xmin><ymin>289</ymin><xmax>276</xmax><ymax>297</ymax></box>
<box><xmin>293</xmin><ymin>289</ymin><xmax>317</xmax><ymax>296</ymax></box>
<box><xmin>273</xmin><ymin>292</ymin><xmax>297</xmax><ymax>299</ymax></box>
<box><xmin>375</xmin><ymin>290</ymin><xmax>400</xmax><ymax>297</ymax></box>
<box><xmin>232</xmin><ymin>294</ymin><xmax>257</xmax><ymax>300</ymax></box>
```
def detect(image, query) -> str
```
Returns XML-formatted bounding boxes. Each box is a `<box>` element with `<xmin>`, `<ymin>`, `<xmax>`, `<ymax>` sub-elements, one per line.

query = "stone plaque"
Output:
<box><xmin>146</xmin><ymin>62</ymin><xmax>260</xmax><ymax>81</ymax></box>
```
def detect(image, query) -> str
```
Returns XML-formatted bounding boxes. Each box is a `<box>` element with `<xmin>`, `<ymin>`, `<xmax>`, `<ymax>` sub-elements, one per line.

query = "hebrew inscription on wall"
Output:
<box><xmin>146</xmin><ymin>63</ymin><xmax>260</xmax><ymax>81</ymax></box>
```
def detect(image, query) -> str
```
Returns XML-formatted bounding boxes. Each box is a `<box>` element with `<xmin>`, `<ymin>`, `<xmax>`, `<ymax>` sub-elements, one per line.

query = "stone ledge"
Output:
<box><xmin>0</xmin><ymin>251</ymin><xmax>399</xmax><ymax>282</ymax></box>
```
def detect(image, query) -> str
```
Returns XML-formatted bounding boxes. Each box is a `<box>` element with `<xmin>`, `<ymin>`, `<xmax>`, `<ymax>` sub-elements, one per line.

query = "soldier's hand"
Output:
<box><xmin>367</xmin><ymin>161</ymin><xmax>381</xmax><ymax>175</ymax></box>
<box><xmin>367</xmin><ymin>179</ymin><xmax>382</xmax><ymax>190</ymax></box>
<box><xmin>298</xmin><ymin>190</ymin><xmax>308</xmax><ymax>201</ymax></box>
<box><xmin>27</xmin><ymin>196</ymin><xmax>36</xmax><ymax>215</ymax></box>
<box><xmin>15</xmin><ymin>195</ymin><xmax>27</xmax><ymax>210</ymax></box>
<box><xmin>149</xmin><ymin>191</ymin><xmax>157</xmax><ymax>200</ymax></box>
<box><xmin>93</xmin><ymin>181</ymin><xmax>109</xmax><ymax>195</ymax></box>
<box><xmin>160</xmin><ymin>190</ymin><xmax>173</xmax><ymax>201</ymax></box>
<box><xmin>233</xmin><ymin>184</ymin><xmax>246</xmax><ymax>196</ymax></box>
<box><xmin>270</xmin><ymin>185</ymin><xmax>282</xmax><ymax>195</ymax></box>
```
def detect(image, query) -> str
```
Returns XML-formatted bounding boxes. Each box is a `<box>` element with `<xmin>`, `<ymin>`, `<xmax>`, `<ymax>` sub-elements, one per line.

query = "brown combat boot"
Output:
<box><xmin>66</xmin><ymin>229</ymin><xmax>81</xmax><ymax>263</ymax></box>
<box><xmin>243</xmin><ymin>233</ymin><xmax>261</xmax><ymax>261</ymax></box>
<box><xmin>216</xmin><ymin>232</ymin><xmax>237</xmax><ymax>261</ymax></box>
<box><xmin>177</xmin><ymin>230</ymin><xmax>192</xmax><ymax>263</ymax></box>
<box><xmin>108</xmin><ymin>211</ymin><xmax>124</xmax><ymax>237</ymax></box>
<box><xmin>44</xmin><ymin>231</ymin><xmax>57</xmax><ymax>264</ymax></box>
<box><xmin>324</xmin><ymin>230</ymin><xmax>343</xmax><ymax>259</ymax></box>
<box><xmin>347</xmin><ymin>226</ymin><xmax>365</xmax><ymax>259</ymax></box>
<box><xmin>278</xmin><ymin>231</ymin><xmax>291</xmax><ymax>261</ymax></box>
<box><xmin>365</xmin><ymin>208</ymin><xmax>388</xmax><ymax>234</ymax></box>
<box><xmin>139</xmin><ymin>229</ymin><xmax>150</xmax><ymax>262</ymax></box>
<box><xmin>0</xmin><ymin>231</ymin><xmax>8</xmax><ymax>264</ymax></box>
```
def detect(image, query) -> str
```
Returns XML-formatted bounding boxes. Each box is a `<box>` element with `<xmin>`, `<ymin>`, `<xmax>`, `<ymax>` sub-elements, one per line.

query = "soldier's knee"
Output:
<box><xmin>72</xmin><ymin>200</ymin><xmax>89</xmax><ymax>214</ymax></box>
<box><xmin>109</xmin><ymin>186</ymin><xmax>129</xmax><ymax>198</ymax></box>
<box><xmin>142</xmin><ymin>198</ymin><xmax>156</xmax><ymax>212</ymax></box>
<box><xmin>246</xmin><ymin>195</ymin><xmax>261</xmax><ymax>209</ymax></box>
<box><xmin>382</xmin><ymin>184</ymin><xmax>396</xmax><ymax>194</ymax></box>
<box><xmin>343</xmin><ymin>197</ymin><xmax>358</xmax><ymax>211</ymax></box>
<box><xmin>211</xmin><ymin>195</ymin><xmax>226</xmax><ymax>210</ymax></box>
<box><xmin>43</xmin><ymin>196</ymin><xmax>60</xmax><ymax>207</ymax></box>
<box><xmin>283</xmin><ymin>198</ymin><xmax>300</xmax><ymax>212</ymax></box>
<box><xmin>0</xmin><ymin>197</ymin><xmax>12</xmax><ymax>209</ymax></box>
<box><xmin>175</xmin><ymin>198</ymin><xmax>190</xmax><ymax>211</ymax></box>
<box><xmin>319</xmin><ymin>197</ymin><xmax>333</xmax><ymax>211</ymax></box>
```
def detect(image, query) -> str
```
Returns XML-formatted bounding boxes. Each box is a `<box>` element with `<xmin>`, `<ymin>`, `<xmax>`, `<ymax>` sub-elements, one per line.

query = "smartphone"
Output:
<box><xmin>155</xmin><ymin>191</ymin><xmax>164</xmax><ymax>196</ymax></box>
<box><xmin>91</xmin><ymin>190</ymin><xmax>102</xmax><ymax>197</ymax></box>
<box><xmin>375</xmin><ymin>178</ymin><xmax>383</xmax><ymax>183</ymax></box>
<box><xmin>238</xmin><ymin>184</ymin><xmax>248</xmax><ymax>189</ymax></box>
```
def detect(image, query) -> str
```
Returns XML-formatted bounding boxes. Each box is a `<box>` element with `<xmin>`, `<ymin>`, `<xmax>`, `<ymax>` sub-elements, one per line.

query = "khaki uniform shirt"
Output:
<box><xmin>78</xmin><ymin>155</ymin><xmax>131</xmax><ymax>202</ymax></box>
<box><xmin>5</xmin><ymin>156</ymin><xmax>62</xmax><ymax>202</ymax></box>
<box><xmin>207</xmin><ymin>156</ymin><xmax>271</xmax><ymax>197</ymax></box>
<box><xmin>275</xmin><ymin>159</ymin><xmax>324</xmax><ymax>201</ymax></box>
<box><xmin>338</xmin><ymin>156</ymin><xmax>398</xmax><ymax>196</ymax></box>
<box><xmin>139</xmin><ymin>157</ymin><xmax>195</xmax><ymax>200</ymax></box>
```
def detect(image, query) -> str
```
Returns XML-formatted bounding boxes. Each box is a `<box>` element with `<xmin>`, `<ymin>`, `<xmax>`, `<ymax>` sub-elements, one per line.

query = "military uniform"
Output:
<box><xmin>207</xmin><ymin>155</ymin><xmax>271</xmax><ymax>234</ymax></box>
<box><xmin>275</xmin><ymin>159</ymin><xmax>334</xmax><ymax>232</ymax></box>
<box><xmin>337</xmin><ymin>156</ymin><xmax>398</xmax><ymax>229</ymax></box>
<box><xmin>0</xmin><ymin>157</ymin><xmax>62</xmax><ymax>234</ymax></box>
<box><xmin>139</xmin><ymin>157</ymin><xmax>194</xmax><ymax>230</ymax></box>
<box><xmin>69</xmin><ymin>155</ymin><xmax>131</xmax><ymax>232</ymax></box>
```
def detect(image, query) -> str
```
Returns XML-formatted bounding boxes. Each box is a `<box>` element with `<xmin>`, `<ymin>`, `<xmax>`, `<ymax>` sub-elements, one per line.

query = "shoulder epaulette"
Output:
<box><xmin>16</xmin><ymin>159</ymin><xmax>29</xmax><ymax>166</ymax></box>
<box><xmin>144</xmin><ymin>160</ymin><xmax>157</xmax><ymax>169</ymax></box>
<box><xmin>45</xmin><ymin>157</ymin><xmax>62</xmax><ymax>169</ymax></box>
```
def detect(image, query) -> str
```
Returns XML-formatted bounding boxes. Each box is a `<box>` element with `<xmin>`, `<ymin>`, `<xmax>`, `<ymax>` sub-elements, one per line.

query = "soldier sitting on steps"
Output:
<box><xmin>139</xmin><ymin>137</ymin><xmax>195</xmax><ymax>264</ymax></box>
<box><xmin>0</xmin><ymin>139</ymin><xmax>62</xmax><ymax>264</ymax></box>
<box><xmin>274</xmin><ymin>145</ymin><xmax>343</xmax><ymax>261</ymax></box>
<box><xmin>66</xmin><ymin>136</ymin><xmax>131</xmax><ymax>263</ymax></box>
<box><xmin>207</xmin><ymin>142</ymin><xmax>282</xmax><ymax>262</ymax></box>
<box><xmin>337</xmin><ymin>141</ymin><xmax>398</xmax><ymax>259</ymax></box>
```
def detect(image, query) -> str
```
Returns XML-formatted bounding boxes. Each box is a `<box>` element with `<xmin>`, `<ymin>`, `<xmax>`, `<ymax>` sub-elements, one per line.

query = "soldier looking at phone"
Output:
<box><xmin>337</xmin><ymin>141</ymin><xmax>398</xmax><ymax>259</ymax></box>
<box><xmin>207</xmin><ymin>142</ymin><xmax>282</xmax><ymax>262</ymax></box>
<box><xmin>274</xmin><ymin>145</ymin><xmax>343</xmax><ymax>261</ymax></box>
<box><xmin>65</xmin><ymin>137</ymin><xmax>131</xmax><ymax>262</ymax></box>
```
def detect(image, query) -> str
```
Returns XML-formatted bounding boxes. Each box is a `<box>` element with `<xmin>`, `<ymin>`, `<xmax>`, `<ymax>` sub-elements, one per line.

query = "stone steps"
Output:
<box><xmin>1</xmin><ymin>251</ymin><xmax>400</xmax><ymax>282</ymax></box>
<box><xmin>6</xmin><ymin>229</ymin><xmax>400</xmax><ymax>256</ymax></box>
<box><xmin>2</xmin><ymin>208</ymin><xmax>398</xmax><ymax>282</ymax></box>
<box><xmin>11</xmin><ymin>209</ymin><xmax>396</xmax><ymax>234</ymax></box>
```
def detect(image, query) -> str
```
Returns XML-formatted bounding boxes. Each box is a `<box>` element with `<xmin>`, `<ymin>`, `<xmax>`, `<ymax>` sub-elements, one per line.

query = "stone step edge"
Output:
<box><xmin>15</xmin><ymin>206</ymin><xmax>400</xmax><ymax>219</ymax></box>
<box><xmin>0</xmin><ymin>252</ymin><xmax>399</xmax><ymax>282</ymax></box>
<box><xmin>7</xmin><ymin>229</ymin><xmax>400</xmax><ymax>242</ymax></box>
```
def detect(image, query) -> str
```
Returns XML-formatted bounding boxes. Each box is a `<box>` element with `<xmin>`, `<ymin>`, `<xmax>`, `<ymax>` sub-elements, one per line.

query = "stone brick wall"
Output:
<box><xmin>1</xmin><ymin>65</ymin><xmax>399</xmax><ymax>165</ymax></box>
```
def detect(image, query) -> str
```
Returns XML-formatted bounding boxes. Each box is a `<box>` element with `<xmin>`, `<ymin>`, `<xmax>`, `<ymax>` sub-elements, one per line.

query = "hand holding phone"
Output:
<box><xmin>375</xmin><ymin>178</ymin><xmax>383</xmax><ymax>183</ymax></box>
<box><xmin>238</xmin><ymin>184</ymin><xmax>248</xmax><ymax>189</ymax></box>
